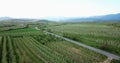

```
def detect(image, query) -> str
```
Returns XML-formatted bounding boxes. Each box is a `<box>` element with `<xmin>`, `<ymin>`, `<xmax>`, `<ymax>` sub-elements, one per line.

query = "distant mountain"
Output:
<box><xmin>0</xmin><ymin>13</ymin><xmax>120</xmax><ymax>22</ymax></box>
<box><xmin>66</xmin><ymin>13</ymin><xmax>120</xmax><ymax>22</ymax></box>
<box><xmin>37</xmin><ymin>19</ymin><xmax>51</xmax><ymax>22</ymax></box>
<box><xmin>41</xmin><ymin>16</ymin><xmax>69</xmax><ymax>22</ymax></box>
<box><xmin>0</xmin><ymin>17</ymin><xmax>50</xmax><ymax>22</ymax></box>
<box><xmin>0</xmin><ymin>17</ymin><xmax>12</xmax><ymax>20</ymax></box>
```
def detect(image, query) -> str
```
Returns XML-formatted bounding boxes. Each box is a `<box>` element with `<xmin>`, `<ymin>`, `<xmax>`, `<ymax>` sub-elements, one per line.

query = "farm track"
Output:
<box><xmin>103</xmin><ymin>57</ymin><xmax>112</xmax><ymax>63</ymax></box>
<box><xmin>34</xmin><ymin>26</ymin><xmax>120</xmax><ymax>60</ymax></box>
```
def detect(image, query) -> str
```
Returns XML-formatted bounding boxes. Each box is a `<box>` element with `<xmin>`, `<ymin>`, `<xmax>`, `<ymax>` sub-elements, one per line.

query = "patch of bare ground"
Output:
<box><xmin>100</xmin><ymin>57</ymin><xmax>112</xmax><ymax>63</ymax></box>
<box><xmin>70</xmin><ymin>47</ymin><xmax>81</xmax><ymax>54</ymax></box>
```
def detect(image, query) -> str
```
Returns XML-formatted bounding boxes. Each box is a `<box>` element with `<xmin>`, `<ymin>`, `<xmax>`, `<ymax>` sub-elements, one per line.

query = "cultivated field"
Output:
<box><xmin>47</xmin><ymin>22</ymin><xmax>120</xmax><ymax>57</ymax></box>
<box><xmin>0</xmin><ymin>21</ymin><xmax>120</xmax><ymax>63</ymax></box>
<box><xmin>0</xmin><ymin>27</ymin><xmax>108</xmax><ymax>63</ymax></box>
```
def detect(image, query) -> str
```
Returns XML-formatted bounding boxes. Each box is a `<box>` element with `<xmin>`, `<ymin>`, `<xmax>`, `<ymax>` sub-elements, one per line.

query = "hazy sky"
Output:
<box><xmin>0</xmin><ymin>0</ymin><xmax>120</xmax><ymax>18</ymax></box>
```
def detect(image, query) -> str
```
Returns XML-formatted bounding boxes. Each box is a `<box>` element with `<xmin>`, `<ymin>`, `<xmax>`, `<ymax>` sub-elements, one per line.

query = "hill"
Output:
<box><xmin>66</xmin><ymin>13</ymin><xmax>120</xmax><ymax>22</ymax></box>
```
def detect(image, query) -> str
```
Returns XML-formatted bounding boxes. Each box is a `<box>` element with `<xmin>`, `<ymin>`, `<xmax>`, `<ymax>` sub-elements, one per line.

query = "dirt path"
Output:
<box><xmin>101</xmin><ymin>57</ymin><xmax>112</xmax><ymax>63</ymax></box>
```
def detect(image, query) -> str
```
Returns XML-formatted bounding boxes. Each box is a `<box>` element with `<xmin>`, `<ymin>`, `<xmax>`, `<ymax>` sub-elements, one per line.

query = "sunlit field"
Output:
<box><xmin>0</xmin><ymin>26</ymin><xmax>108</xmax><ymax>63</ymax></box>
<box><xmin>48</xmin><ymin>22</ymin><xmax>120</xmax><ymax>57</ymax></box>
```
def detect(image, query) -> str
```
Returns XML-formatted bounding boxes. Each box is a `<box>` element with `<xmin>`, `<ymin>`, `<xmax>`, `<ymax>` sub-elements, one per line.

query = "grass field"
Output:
<box><xmin>47</xmin><ymin>22</ymin><xmax>120</xmax><ymax>57</ymax></box>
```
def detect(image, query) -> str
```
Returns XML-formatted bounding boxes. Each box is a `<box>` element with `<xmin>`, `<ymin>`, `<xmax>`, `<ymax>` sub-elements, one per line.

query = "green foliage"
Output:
<box><xmin>0</xmin><ymin>25</ymin><xmax>25</xmax><ymax>32</ymax></box>
<box><xmin>7</xmin><ymin>36</ymin><xmax>17</xmax><ymax>63</ymax></box>
<box><xmin>111</xmin><ymin>59</ymin><xmax>120</xmax><ymax>63</ymax></box>
<box><xmin>45</xmin><ymin>41</ymin><xmax>106</xmax><ymax>63</ymax></box>
<box><xmin>0</xmin><ymin>28</ymin><xmax>42</xmax><ymax>36</ymax></box>
<box><xmin>33</xmin><ymin>34</ymin><xmax>62</xmax><ymax>45</ymax></box>
<box><xmin>0</xmin><ymin>36</ymin><xmax>3</xmax><ymax>63</ymax></box>
<box><xmin>108</xmin><ymin>22</ymin><xmax>120</xmax><ymax>28</ymax></box>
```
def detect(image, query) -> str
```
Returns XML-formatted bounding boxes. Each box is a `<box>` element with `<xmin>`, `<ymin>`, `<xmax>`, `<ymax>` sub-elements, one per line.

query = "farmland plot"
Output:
<box><xmin>47</xmin><ymin>23</ymin><xmax>120</xmax><ymax>56</ymax></box>
<box><xmin>0</xmin><ymin>28</ymin><xmax>108</xmax><ymax>63</ymax></box>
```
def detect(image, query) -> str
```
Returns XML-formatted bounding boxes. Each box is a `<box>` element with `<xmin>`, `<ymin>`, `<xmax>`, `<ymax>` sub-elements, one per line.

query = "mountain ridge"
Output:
<box><xmin>0</xmin><ymin>13</ymin><xmax>120</xmax><ymax>22</ymax></box>
<box><xmin>63</xmin><ymin>13</ymin><xmax>120</xmax><ymax>22</ymax></box>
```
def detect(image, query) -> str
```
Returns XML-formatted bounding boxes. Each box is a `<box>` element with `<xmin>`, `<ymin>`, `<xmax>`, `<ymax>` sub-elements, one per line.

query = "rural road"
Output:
<box><xmin>35</xmin><ymin>27</ymin><xmax>120</xmax><ymax>60</ymax></box>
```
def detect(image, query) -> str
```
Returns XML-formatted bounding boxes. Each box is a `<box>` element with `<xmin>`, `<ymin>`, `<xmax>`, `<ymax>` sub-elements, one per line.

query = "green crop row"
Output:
<box><xmin>1</xmin><ymin>36</ymin><xmax>7</xmax><ymax>63</ymax></box>
<box><xmin>7</xmin><ymin>36</ymin><xmax>17</xmax><ymax>63</ymax></box>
